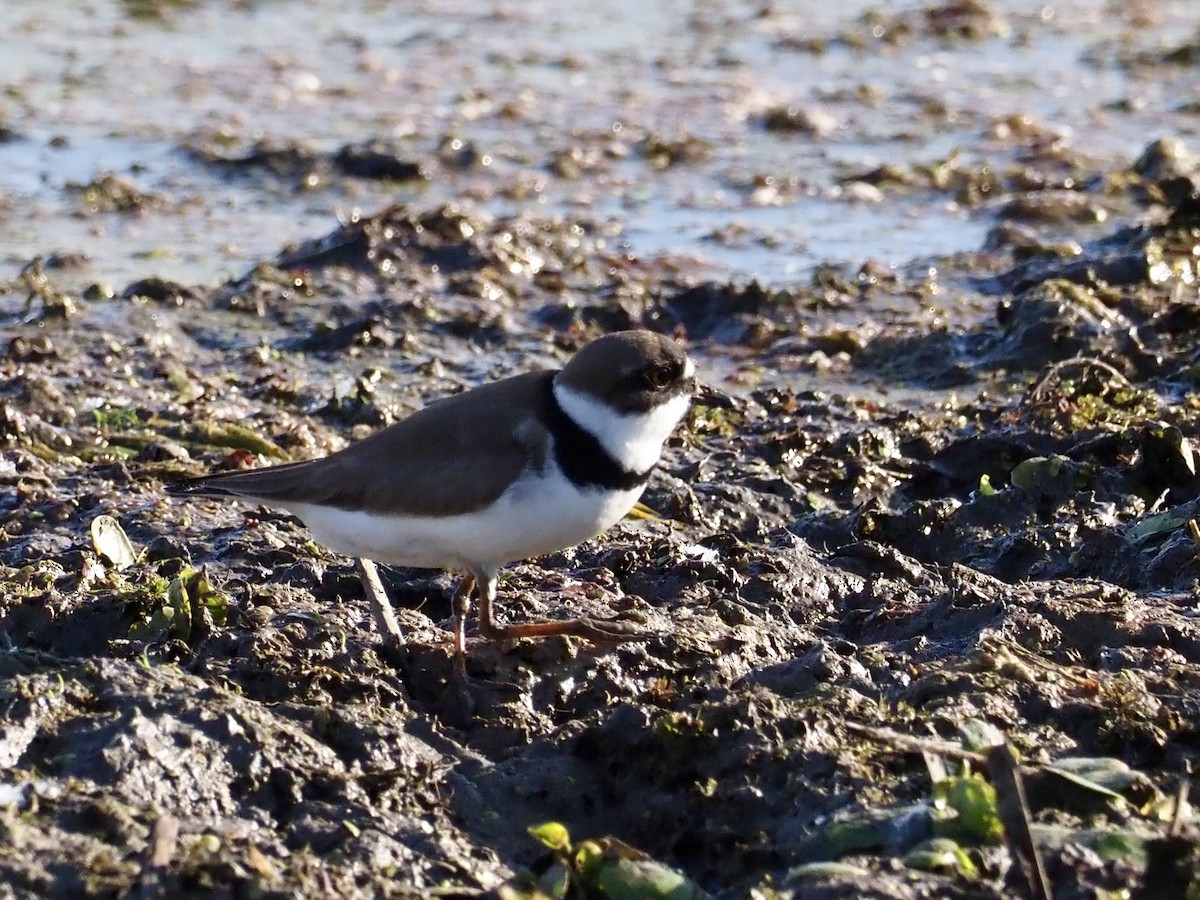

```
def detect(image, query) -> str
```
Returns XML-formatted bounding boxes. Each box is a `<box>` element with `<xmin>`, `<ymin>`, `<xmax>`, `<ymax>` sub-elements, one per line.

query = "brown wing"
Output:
<box><xmin>169</xmin><ymin>371</ymin><xmax>556</xmax><ymax>517</ymax></box>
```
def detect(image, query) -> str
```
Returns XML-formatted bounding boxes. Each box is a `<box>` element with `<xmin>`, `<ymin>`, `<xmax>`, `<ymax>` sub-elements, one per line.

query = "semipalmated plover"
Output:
<box><xmin>167</xmin><ymin>330</ymin><xmax>696</xmax><ymax>668</ymax></box>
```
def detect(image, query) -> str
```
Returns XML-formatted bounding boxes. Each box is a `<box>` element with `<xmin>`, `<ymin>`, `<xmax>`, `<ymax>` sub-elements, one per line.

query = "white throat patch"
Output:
<box><xmin>552</xmin><ymin>380</ymin><xmax>689</xmax><ymax>474</ymax></box>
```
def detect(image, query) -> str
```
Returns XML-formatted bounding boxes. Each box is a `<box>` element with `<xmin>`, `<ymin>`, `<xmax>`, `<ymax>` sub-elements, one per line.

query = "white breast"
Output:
<box><xmin>288</xmin><ymin>469</ymin><xmax>643</xmax><ymax>574</ymax></box>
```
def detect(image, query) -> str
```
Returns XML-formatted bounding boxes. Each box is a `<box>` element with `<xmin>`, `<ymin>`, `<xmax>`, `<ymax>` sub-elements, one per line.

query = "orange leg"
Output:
<box><xmin>450</xmin><ymin>575</ymin><xmax>475</xmax><ymax>675</ymax></box>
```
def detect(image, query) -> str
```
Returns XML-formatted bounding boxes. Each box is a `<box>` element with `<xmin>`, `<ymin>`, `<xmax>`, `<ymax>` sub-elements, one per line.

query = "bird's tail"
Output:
<box><xmin>164</xmin><ymin>475</ymin><xmax>247</xmax><ymax>499</ymax></box>
<box><xmin>164</xmin><ymin>458</ymin><xmax>331</xmax><ymax>505</ymax></box>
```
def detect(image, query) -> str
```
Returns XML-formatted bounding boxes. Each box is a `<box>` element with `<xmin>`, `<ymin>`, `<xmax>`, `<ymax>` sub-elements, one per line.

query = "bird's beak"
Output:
<box><xmin>693</xmin><ymin>381</ymin><xmax>736</xmax><ymax>408</ymax></box>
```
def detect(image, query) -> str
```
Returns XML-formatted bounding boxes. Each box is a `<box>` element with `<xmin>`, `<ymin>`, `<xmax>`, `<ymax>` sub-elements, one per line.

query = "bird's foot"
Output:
<box><xmin>479</xmin><ymin>616</ymin><xmax>651</xmax><ymax>644</ymax></box>
<box><xmin>562</xmin><ymin>616</ymin><xmax>652</xmax><ymax>643</ymax></box>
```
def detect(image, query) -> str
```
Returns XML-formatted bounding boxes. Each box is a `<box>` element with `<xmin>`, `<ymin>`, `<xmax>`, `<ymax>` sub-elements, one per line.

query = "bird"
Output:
<box><xmin>166</xmin><ymin>330</ymin><xmax>696</xmax><ymax>670</ymax></box>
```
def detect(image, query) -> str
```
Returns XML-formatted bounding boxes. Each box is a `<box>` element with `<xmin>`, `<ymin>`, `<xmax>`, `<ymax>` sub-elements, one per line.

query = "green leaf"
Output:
<box><xmin>932</xmin><ymin>774</ymin><xmax>1004</xmax><ymax>844</ymax></box>
<box><xmin>1039</xmin><ymin>756</ymin><xmax>1140</xmax><ymax>813</ymax></box>
<box><xmin>1010</xmin><ymin>454</ymin><xmax>1076</xmax><ymax>499</ymax></box>
<box><xmin>569</xmin><ymin>837</ymin><xmax>700</xmax><ymax>899</ymax></box>
<box><xmin>819</xmin><ymin>819</ymin><xmax>886</xmax><ymax>855</ymax></box>
<box><xmin>166</xmin><ymin>573</ymin><xmax>194</xmax><ymax>641</ymax></box>
<box><xmin>1046</xmin><ymin>756</ymin><xmax>1139</xmax><ymax>793</ymax></box>
<box><xmin>799</xmin><ymin>803</ymin><xmax>933</xmax><ymax>862</ymax></box>
<box><xmin>591</xmin><ymin>857</ymin><xmax>699</xmax><ymax>900</ymax></box>
<box><xmin>1087</xmin><ymin>828</ymin><xmax>1148</xmax><ymax>865</ymax></box>
<box><xmin>90</xmin><ymin>514</ymin><xmax>137</xmax><ymax>570</ymax></box>
<box><xmin>786</xmin><ymin>861</ymin><xmax>872</xmax><ymax>880</ymax></box>
<box><xmin>1032</xmin><ymin>824</ymin><xmax>1150</xmax><ymax>868</ymax></box>
<box><xmin>1126</xmin><ymin>506</ymin><xmax>1194</xmax><ymax>542</ymax></box>
<box><xmin>182</xmin><ymin>421</ymin><xmax>287</xmax><ymax>459</ymax></box>
<box><xmin>528</xmin><ymin>821</ymin><xmax>572</xmax><ymax>853</ymax></box>
<box><xmin>903</xmin><ymin>837</ymin><xmax>979</xmax><ymax>877</ymax></box>
<box><xmin>574</xmin><ymin>840</ymin><xmax>604</xmax><ymax>877</ymax></box>
<box><xmin>185</xmin><ymin>568</ymin><xmax>229</xmax><ymax>626</ymax></box>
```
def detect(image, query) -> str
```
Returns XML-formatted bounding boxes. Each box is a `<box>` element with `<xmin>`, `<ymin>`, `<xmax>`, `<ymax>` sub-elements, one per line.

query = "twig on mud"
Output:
<box><xmin>987</xmin><ymin>743</ymin><xmax>1053</xmax><ymax>900</ymax></box>
<box><xmin>356</xmin><ymin>557</ymin><xmax>405</xmax><ymax>647</ymax></box>
<box><xmin>148</xmin><ymin>814</ymin><xmax>180</xmax><ymax>869</ymax></box>
<box><xmin>921</xmin><ymin>749</ymin><xmax>949</xmax><ymax>786</ymax></box>
<box><xmin>844</xmin><ymin>722</ymin><xmax>987</xmax><ymax>766</ymax></box>
<box><xmin>977</xmin><ymin>633</ymin><xmax>1102</xmax><ymax>691</ymax></box>
<box><xmin>134</xmin><ymin>814</ymin><xmax>179</xmax><ymax>900</ymax></box>
<box><xmin>1170</xmin><ymin>771</ymin><xmax>1192</xmax><ymax>838</ymax></box>
<box><xmin>1024</xmin><ymin>356</ymin><xmax>1136</xmax><ymax>406</ymax></box>
<box><xmin>1148</xmin><ymin>487</ymin><xmax>1171</xmax><ymax>516</ymax></box>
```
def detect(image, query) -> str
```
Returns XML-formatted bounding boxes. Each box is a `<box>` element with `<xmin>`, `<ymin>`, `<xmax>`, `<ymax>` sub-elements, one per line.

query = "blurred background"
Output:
<box><xmin>2</xmin><ymin>0</ymin><xmax>1196</xmax><ymax>295</ymax></box>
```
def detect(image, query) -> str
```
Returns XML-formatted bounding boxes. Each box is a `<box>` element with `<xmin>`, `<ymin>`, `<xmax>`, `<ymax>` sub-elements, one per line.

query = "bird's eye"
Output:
<box><xmin>643</xmin><ymin>365</ymin><xmax>675</xmax><ymax>390</ymax></box>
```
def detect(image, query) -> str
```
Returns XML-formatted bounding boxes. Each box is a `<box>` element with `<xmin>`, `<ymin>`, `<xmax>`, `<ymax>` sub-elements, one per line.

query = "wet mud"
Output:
<box><xmin>4</xmin><ymin>2</ymin><xmax>1200</xmax><ymax>898</ymax></box>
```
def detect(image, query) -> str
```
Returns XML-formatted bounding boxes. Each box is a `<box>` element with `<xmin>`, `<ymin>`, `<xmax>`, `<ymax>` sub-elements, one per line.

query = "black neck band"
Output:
<box><xmin>544</xmin><ymin>379</ymin><xmax>652</xmax><ymax>491</ymax></box>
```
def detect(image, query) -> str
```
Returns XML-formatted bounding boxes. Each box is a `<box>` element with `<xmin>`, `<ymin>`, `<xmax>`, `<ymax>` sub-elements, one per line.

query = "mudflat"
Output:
<box><xmin>3</xmin><ymin>2</ymin><xmax>1200</xmax><ymax>897</ymax></box>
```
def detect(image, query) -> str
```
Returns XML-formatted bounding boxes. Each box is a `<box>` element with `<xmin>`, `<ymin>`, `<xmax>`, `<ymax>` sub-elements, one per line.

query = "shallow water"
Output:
<box><xmin>1</xmin><ymin>0</ymin><xmax>1197</xmax><ymax>292</ymax></box>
